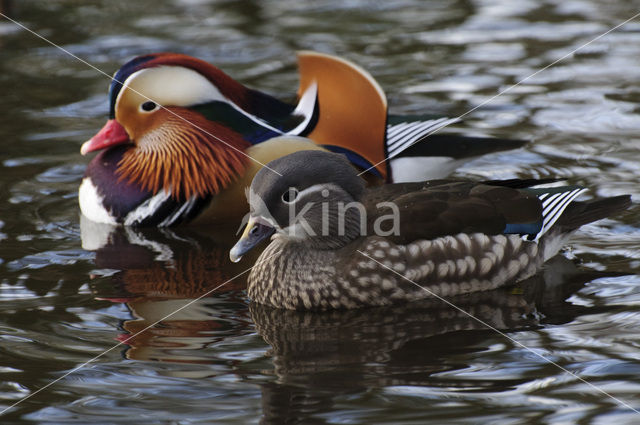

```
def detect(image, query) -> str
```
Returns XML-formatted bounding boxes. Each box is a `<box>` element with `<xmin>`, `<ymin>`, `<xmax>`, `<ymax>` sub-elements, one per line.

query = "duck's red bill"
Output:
<box><xmin>81</xmin><ymin>119</ymin><xmax>130</xmax><ymax>155</ymax></box>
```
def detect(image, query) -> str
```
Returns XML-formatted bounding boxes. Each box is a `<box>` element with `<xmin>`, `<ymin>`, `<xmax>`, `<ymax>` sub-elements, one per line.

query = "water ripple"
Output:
<box><xmin>1</xmin><ymin>1</ymin><xmax>640</xmax><ymax>424</ymax></box>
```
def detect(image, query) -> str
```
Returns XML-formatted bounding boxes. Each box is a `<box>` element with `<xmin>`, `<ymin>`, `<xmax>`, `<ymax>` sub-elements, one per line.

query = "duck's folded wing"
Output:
<box><xmin>365</xmin><ymin>180</ymin><xmax>544</xmax><ymax>244</ymax></box>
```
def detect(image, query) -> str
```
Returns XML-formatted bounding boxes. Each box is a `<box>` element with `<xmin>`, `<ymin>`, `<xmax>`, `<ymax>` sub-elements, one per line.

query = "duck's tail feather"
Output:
<box><xmin>392</xmin><ymin>132</ymin><xmax>528</xmax><ymax>160</ymax></box>
<box><xmin>530</xmin><ymin>192</ymin><xmax>631</xmax><ymax>261</ymax></box>
<box><xmin>387</xmin><ymin>133</ymin><xmax>529</xmax><ymax>182</ymax></box>
<box><xmin>524</xmin><ymin>187</ymin><xmax>630</xmax><ymax>243</ymax></box>
<box><xmin>555</xmin><ymin>195</ymin><xmax>632</xmax><ymax>232</ymax></box>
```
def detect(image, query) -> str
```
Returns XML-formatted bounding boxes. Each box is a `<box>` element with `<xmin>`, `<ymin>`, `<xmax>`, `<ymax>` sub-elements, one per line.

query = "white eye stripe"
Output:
<box><xmin>117</xmin><ymin>66</ymin><xmax>225</xmax><ymax>110</ymax></box>
<box><xmin>294</xmin><ymin>183</ymin><xmax>340</xmax><ymax>200</ymax></box>
<box><xmin>277</xmin><ymin>183</ymin><xmax>341</xmax><ymax>205</ymax></box>
<box><xmin>116</xmin><ymin>66</ymin><xmax>287</xmax><ymax>135</ymax></box>
<box><xmin>248</xmin><ymin>184</ymin><xmax>340</xmax><ymax>229</ymax></box>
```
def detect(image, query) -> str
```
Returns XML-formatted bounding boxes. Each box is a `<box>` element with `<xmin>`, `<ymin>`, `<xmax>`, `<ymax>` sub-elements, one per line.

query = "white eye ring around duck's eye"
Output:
<box><xmin>281</xmin><ymin>188</ymin><xmax>299</xmax><ymax>204</ymax></box>
<box><xmin>140</xmin><ymin>101</ymin><xmax>157</xmax><ymax>112</ymax></box>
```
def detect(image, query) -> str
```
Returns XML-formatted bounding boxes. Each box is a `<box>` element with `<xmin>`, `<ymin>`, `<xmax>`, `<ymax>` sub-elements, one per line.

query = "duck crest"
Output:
<box><xmin>109</xmin><ymin>52</ymin><xmax>250</xmax><ymax>118</ymax></box>
<box><xmin>116</xmin><ymin>107</ymin><xmax>250</xmax><ymax>200</ymax></box>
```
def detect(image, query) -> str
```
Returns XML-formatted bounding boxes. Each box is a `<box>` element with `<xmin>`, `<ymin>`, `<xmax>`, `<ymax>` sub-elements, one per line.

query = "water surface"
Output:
<box><xmin>1</xmin><ymin>1</ymin><xmax>640</xmax><ymax>423</ymax></box>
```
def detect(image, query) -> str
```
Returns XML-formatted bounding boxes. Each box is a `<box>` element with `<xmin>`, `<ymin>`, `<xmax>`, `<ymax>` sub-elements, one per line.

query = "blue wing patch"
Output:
<box><xmin>322</xmin><ymin>145</ymin><xmax>383</xmax><ymax>179</ymax></box>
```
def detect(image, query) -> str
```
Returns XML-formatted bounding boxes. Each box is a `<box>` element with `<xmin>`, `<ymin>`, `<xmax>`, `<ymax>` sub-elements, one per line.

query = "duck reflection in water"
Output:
<box><xmin>82</xmin><ymin>216</ymin><xmax>257</xmax><ymax>367</ymax></box>
<box><xmin>81</xmin><ymin>217</ymin><xmax>621</xmax><ymax>422</ymax></box>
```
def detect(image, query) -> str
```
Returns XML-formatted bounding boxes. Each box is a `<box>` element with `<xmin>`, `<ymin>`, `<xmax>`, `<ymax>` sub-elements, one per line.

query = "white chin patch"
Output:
<box><xmin>78</xmin><ymin>178</ymin><xmax>118</xmax><ymax>225</ymax></box>
<box><xmin>389</xmin><ymin>156</ymin><xmax>465</xmax><ymax>182</ymax></box>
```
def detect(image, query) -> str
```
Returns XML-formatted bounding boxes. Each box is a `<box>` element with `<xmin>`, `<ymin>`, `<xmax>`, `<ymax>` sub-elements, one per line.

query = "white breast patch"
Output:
<box><xmin>78</xmin><ymin>178</ymin><xmax>118</xmax><ymax>225</ymax></box>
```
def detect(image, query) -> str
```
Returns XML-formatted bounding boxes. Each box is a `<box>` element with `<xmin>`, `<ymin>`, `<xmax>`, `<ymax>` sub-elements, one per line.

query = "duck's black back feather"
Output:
<box><xmin>393</xmin><ymin>134</ymin><xmax>527</xmax><ymax>160</ymax></box>
<box><xmin>483</xmin><ymin>178</ymin><xmax>564</xmax><ymax>189</ymax></box>
<box><xmin>361</xmin><ymin>177</ymin><xmax>631</xmax><ymax>245</ymax></box>
<box><xmin>363</xmin><ymin>180</ymin><xmax>542</xmax><ymax>244</ymax></box>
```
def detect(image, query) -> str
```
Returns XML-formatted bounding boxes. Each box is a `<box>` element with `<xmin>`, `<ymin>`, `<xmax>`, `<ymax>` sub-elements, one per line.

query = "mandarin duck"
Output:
<box><xmin>80</xmin><ymin>51</ymin><xmax>525</xmax><ymax>226</ymax></box>
<box><xmin>229</xmin><ymin>150</ymin><xmax>630</xmax><ymax>310</ymax></box>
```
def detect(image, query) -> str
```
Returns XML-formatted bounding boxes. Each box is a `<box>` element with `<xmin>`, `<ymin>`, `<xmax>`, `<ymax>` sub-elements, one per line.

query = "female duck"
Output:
<box><xmin>230</xmin><ymin>150</ymin><xmax>630</xmax><ymax>310</ymax></box>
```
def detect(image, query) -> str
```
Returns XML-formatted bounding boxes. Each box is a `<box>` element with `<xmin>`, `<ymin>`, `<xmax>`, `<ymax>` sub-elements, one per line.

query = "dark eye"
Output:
<box><xmin>141</xmin><ymin>101</ymin><xmax>157</xmax><ymax>112</ymax></box>
<box><xmin>281</xmin><ymin>188</ymin><xmax>299</xmax><ymax>204</ymax></box>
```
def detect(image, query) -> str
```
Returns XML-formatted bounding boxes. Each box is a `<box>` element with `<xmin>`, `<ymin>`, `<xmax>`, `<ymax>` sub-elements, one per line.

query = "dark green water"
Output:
<box><xmin>1</xmin><ymin>1</ymin><xmax>640</xmax><ymax>423</ymax></box>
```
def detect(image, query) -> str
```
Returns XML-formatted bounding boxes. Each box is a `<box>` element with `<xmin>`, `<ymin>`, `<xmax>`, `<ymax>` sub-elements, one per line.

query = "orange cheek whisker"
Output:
<box><xmin>116</xmin><ymin>108</ymin><xmax>250</xmax><ymax>201</ymax></box>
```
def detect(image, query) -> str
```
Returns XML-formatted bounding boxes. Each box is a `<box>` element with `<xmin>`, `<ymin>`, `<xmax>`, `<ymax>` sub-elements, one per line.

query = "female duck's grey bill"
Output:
<box><xmin>229</xmin><ymin>218</ymin><xmax>276</xmax><ymax>263</ymax></box>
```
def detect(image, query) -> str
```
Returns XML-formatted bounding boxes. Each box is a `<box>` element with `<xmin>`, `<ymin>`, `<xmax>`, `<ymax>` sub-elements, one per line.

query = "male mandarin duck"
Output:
<box><xmin>80</xmin><ymin>51</ymin><xmax>525</xmax><ymax>226</ymax></box>
<box><xmin>230</xmin><ymin>150</ymin><xmax>630</xmax><ymax>310</ymax></box>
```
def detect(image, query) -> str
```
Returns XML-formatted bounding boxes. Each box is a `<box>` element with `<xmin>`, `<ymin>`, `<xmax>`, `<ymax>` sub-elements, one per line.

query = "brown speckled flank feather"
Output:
<box><xmin>249</xmin><ymin>233</ymin><xmax>543</xmax><ymax>310</ymax></box>
<box><xmin>117</xmin><ymin>107</ymin><xmax>249</xmax><ymax>200</ymax></box>
<box><xmin>238</xmin><ymin>151</ymin><xmax>631</xmax><ymax>311</ymax></box>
